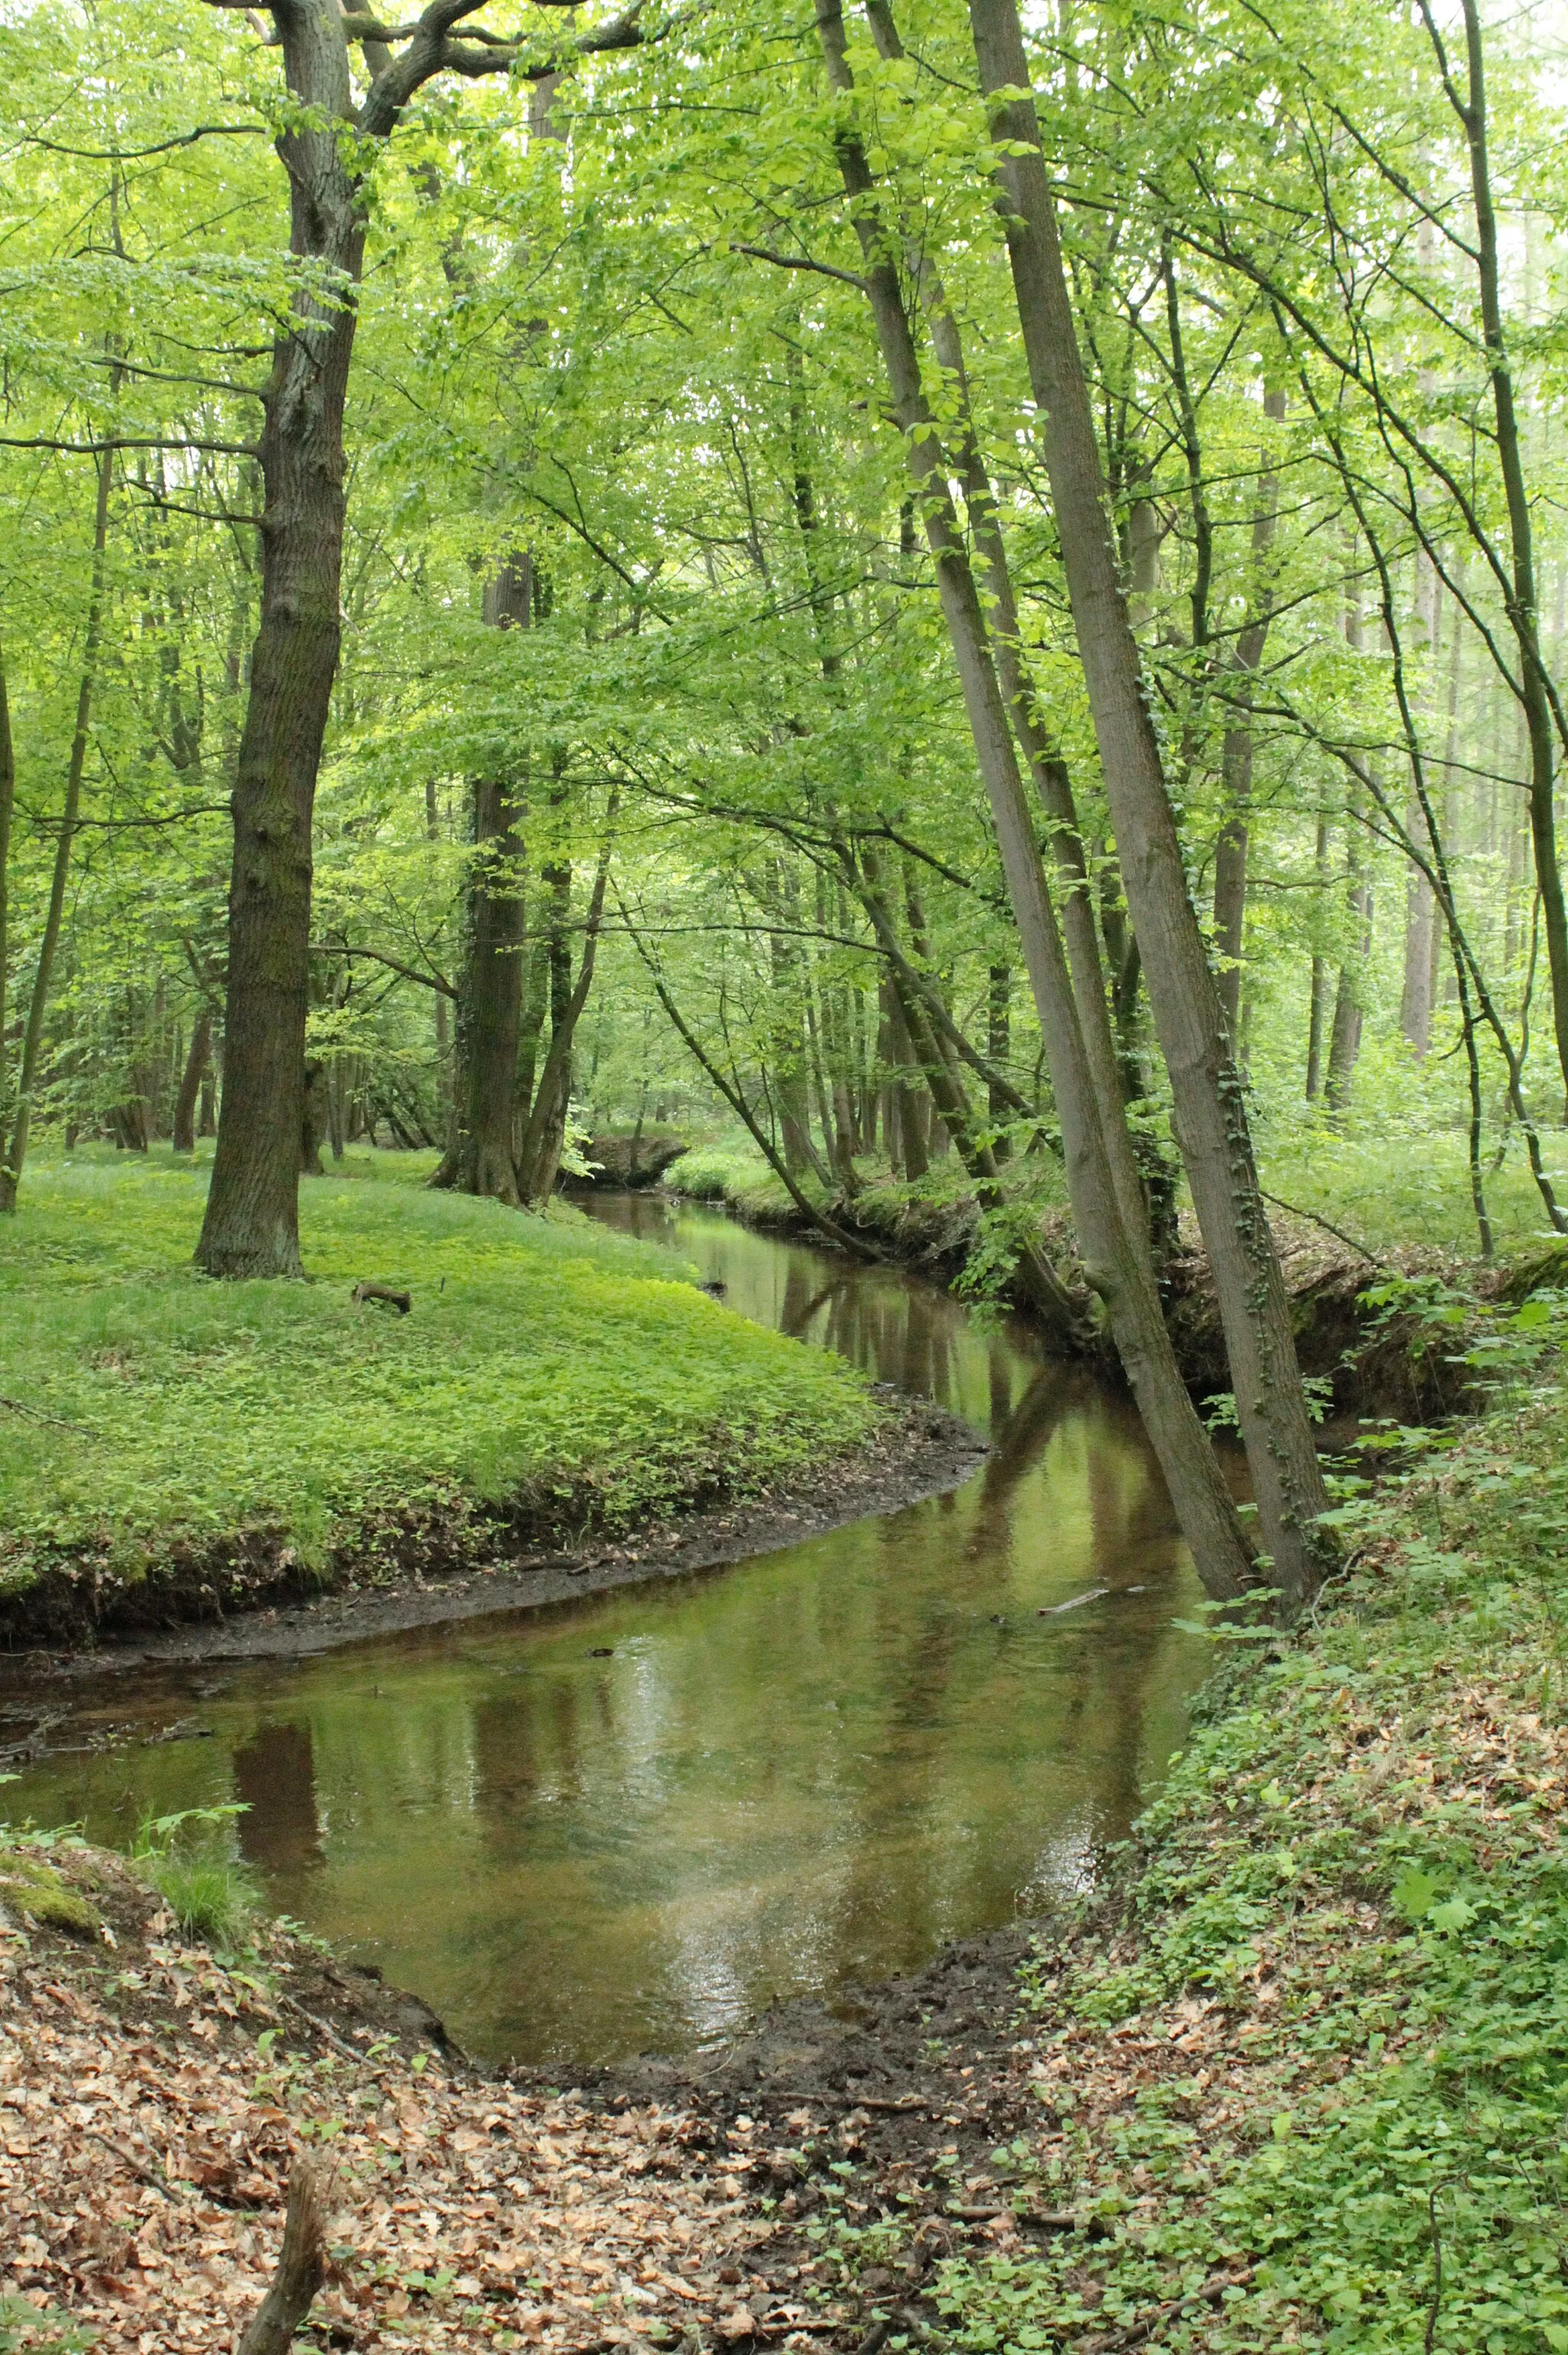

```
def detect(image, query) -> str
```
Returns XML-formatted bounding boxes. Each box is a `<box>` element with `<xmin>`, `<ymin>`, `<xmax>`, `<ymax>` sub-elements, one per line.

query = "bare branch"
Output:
<box><xmin>731</xmin><ymin>241</ymin><xmax>867</xmax><ymax>292</ymax></box>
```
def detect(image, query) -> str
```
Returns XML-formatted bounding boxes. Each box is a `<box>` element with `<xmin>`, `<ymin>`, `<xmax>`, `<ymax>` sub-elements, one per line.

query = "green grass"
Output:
<box><xmin>136</xmin><ymin>1847</ymin><xmax>258</xmax><ymax>1948</ymax></box>
<box><xmin>0</xmin><ymin>1145</ymin><xmax>880</xmax><ymax>1604</ymax></box>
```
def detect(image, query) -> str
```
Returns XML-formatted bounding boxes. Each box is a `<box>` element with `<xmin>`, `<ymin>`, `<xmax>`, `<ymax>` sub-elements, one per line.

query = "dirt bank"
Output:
<box><xmin>0</xmin><ymin>1391</ymin><xmax>985</xmax><ymax>1674</ymax></box>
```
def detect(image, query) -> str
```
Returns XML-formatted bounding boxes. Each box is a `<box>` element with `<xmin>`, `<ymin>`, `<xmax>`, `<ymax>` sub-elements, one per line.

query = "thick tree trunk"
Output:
<box><xmin>965</xmin><ymin>0</ymin><xmax>1330</xmax><ymax>1608</ymax></box>
<box><xmin>195</xmin><ymin>2</ymin><xmax>364</xmax><ymax>1275</ymax></box>
<box><xmin>0</xmin><ymin>446</ymin><xmax>113</xmax><ymax>1214</ymax></box>
<box><xmin>172</xmin><ymin>1009</ymin><xmax>213</xmax><ymax>1153</ymax></box>
<box><xmin>821</xmin><ymin>0</ymin><xmax>1255</xmax><ymax>1600</ymax></box>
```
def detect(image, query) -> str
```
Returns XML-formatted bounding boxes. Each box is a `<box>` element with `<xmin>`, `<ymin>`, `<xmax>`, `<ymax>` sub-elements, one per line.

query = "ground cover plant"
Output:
<box><xmin>900</xmin><ymin>1323</ymin><xmax>1568</xmax><ymax>2352</ymax></box>
<box><xmin>0</xmin><ymin>1149</ymin><xmax>880</xmax><ymax>1617</ymax></box>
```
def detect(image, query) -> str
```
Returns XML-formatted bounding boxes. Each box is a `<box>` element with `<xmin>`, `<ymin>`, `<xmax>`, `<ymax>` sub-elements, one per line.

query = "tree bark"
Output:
<box><xmin>1305</xmin><ymin>816</ymin><xmax>1332</xmax><ymax>1099</ymax></box>
<box><xmin>0</xmin><ymin>641</ymin><xmax>14</xmax><ymax>1123</ymax></box>
<box><xmin>1213</xmin><ymin>390</ymin><xmax>1285</xmax><ymax>1037</ymax></box>
<box><xmin>431</xmin><ymin>557</ymin><xmax>531</xmax><ymax>1204</ymax></box>
<box><xmin>965</xmin><ymin>0</ymin><xmax>1330</xmax><ymax>1608</ymax></box>
<box><xmin>172</xmin><ymin>1008</ymin><xmax>213</xmax><ymax>1153</ymax></box>
<box><xmin>194</xmin><ymin>0</ymin><xmax>367</xmax><ymax>1274</ymax></box>
<box><xmin>1324</xmin><ymin>819</ymin><xmax>1372</xmax><ymax>1119</ymax></box>
<box><xmin>517</xmin><ymin>807</ymin><xmax>616</xmax><ymax>1204</ymax></box>
<box><xmin>0</xmin><ymin>444</ymin><xmax>113</xmax><ymax>1213</ymax></box>
<box><xmin>238</xmin><ymin>2157</ymin><xmax>329</xmax><ymax>2355</ymax></box>
<box><xmin>1436</xmin><ymin>0</ymin><xmax>1568</xmax><ymax>1106</ymax></box>
<box><xmin>819</xmin><ymin>0</ymin><xmax>1255</xmax><ymax>1600</ymax></box>
<box><xmin>195</xmin><ymin>0</ymin><xmax>642</xmax><ymax>1272</ymax></box>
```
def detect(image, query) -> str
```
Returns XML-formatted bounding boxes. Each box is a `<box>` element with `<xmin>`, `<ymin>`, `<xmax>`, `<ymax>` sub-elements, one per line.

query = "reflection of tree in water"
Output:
<box><xmin>471</xmin><ymin>1668</ymin><xmax>590</xmax><ymax>1858</ymax></box>
<box><xmin>233</xmin><ymin>1720</ymin><xmax>322</xmax><ymax>1878</ymax></box>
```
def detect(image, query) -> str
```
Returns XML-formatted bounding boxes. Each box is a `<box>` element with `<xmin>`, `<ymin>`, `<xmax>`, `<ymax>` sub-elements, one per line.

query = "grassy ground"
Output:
<box><xmin>0</xmin><ymin>1146</ymin><xmax>880</xmax><ymax>1615</ymax></box>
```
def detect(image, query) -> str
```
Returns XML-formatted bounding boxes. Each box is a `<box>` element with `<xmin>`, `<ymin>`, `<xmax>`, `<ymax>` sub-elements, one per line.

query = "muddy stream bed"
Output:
<box><xmin>2</xmin><ymin>1197</ymin><xmax>1216</xmax><ymax>2071</ymax></box>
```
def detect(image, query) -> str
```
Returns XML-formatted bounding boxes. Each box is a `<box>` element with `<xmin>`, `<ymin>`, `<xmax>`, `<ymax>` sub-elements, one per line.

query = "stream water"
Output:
<box><xmin>4</xmin><ymin>1197</ymin><xmax>1212</xmax><ymax>2069</ymax></box>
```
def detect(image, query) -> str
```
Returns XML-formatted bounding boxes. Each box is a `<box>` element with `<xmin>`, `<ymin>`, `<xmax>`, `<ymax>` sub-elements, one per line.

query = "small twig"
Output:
<box><xmin>276</xmin><ymin>1988</ymin><xmax>367</xmax><ymax>2064</ymax></box>
<box><xmin>1099</xmin><ymin>2267</ymin><xmax>1255</xmax><ymax>2350</ymax></box>
<box><xmin>0</xmin><ymin>1395</ymin><xmax>97</xmax><ymax>1435</ymax></box>
<box><xmin>86</xmin><ymin>2125</ymin><xmax>194</xmax><ymax>2203</ymax></box>
<box><xmin>1425</xmin><ymin>2186</ymin><xmax>1443</xmax><ymax>2355</ymax></box>
<box><xmin>1258</xmin><ymin>1189</ymin><xmax>1380</xmax><ymax>1266</ymax></box>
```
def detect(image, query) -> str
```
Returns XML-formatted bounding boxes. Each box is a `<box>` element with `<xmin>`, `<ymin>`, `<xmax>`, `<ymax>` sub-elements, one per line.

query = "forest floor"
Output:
<box><xmin>8</xmin><ymin>1341</ymin><xmax>1568</xmax><ymax>2354</ymax></box>
<box><xmin>0</xmin><ymin>1151</ymin><xmax>911</xmax><ymax>1655</ymax></box>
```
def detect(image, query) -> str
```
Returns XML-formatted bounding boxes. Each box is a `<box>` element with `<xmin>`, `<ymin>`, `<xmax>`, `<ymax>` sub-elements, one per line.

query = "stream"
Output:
<box><xmin>3</xmin><ymin>1197</ymin><xmax>1213</xmax><ymax>2069</ymax></box>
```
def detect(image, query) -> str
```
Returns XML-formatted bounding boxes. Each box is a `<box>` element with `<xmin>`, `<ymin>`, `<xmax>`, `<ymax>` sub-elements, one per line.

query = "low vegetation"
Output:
<box><xmin>915</xmin><ymin>1321</ymin><xmax>1568</xmax><ymax>2353</ymax></box>
<box><xmin>0</xmin><ymin>1149</ymin><xmax>880</xmax><ymax>1625</ymax></box>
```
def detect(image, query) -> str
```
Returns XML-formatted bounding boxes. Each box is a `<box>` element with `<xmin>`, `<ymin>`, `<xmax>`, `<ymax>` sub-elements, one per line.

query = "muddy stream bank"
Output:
<box><xmin>3</xmin><ymin>1197</ymin><xmax>1217</xmax><ymax>2072</ymax></box>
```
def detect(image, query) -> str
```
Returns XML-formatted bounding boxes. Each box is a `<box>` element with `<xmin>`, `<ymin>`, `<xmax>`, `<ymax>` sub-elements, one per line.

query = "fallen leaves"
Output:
<box><xmin>0</xmin><ymin>1844</ymin><xmax>801</xmax><ymax>2355</ymax></box>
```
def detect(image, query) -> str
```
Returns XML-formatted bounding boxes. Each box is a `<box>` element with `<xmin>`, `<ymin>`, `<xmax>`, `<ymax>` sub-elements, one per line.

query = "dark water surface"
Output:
<box><xmin>5</xmin><ymin>1197</ymin><xmax>1210</xmax><ymax>2067</ymax></box>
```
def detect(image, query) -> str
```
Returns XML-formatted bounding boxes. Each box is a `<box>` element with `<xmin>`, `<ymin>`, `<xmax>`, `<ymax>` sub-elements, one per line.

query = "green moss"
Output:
<box><xmin>0</xmin><ymin>1860</ymin><xmax>101</xmax><ymax>1937</ymax></box>
<box><xmin>0</xmin><ymin>1147</ymin><xmax>881</xmax><ymax>1599</ymax></box>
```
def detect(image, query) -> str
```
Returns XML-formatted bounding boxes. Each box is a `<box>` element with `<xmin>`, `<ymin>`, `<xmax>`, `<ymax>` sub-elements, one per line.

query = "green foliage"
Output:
<box><xmin>936</xmin><ymin>1383</ymin><xmax>1568</xmax><ymax>2352</ymax></box>
<box><xmin>0</xmin><ymin>2295</ymin><xmax>97</xmax><ymax>2355</ymax></box>
<box><xmin>129</xmin><ymin>1802</ymin><xmax>258</xmax><ymax>1948</ymax></box>
<box><xmin>0</xmin><ymin>1150</ymin><xmax>880</xmax><ymax>1601</ymax></box>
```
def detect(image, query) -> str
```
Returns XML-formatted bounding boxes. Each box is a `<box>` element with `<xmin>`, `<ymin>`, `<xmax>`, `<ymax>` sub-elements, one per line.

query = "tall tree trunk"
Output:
<box><xmin>0</xmin><ymin>641</ymin><xmax>14</xmax><ymax>1124</ymax></box>
<box><xmin>1437</xmin><ymin>0</ymin><xmax>1568</xmax><ymax>1106</ymax></box>
<box><xmin>430</xmin><ymin>559</ymin><xmax>531</xmax><ymax>1204</ymax></box>
<box><xmin>1325</xmin><ymin>818</ymin><xmax>1373</xmax><ymax>1119</ymax></box>
<box><xmin>195</xmin><ymin>2</ymin><xmax>368</xmax><ymax>1274</ymax></box>
<box><xmin>173</xmin><ymin>1009</ymin><xmax>213</xmax><ymax>1154</ymax></box>
<box><xmin>1305</xmin><ymin>818</ymin><xmax>1332</xmax><ymax>1099</ymax></box>
<box><xmin>965</xmin><ymin>0</ymin><xmax>1330</xmax><ymax>1608</ymax></box>
<box><xmin>882</xmin><ymin>978</ymin><xmax>929</xmax><ymax>1179</ymax></box>
<box><xmin>1212</xmin><ymin>390</ymin><xmax>1285</xmax><ymax>1037</ymax></box>
<box><xmin>0</xmin><ymin>444</ymin><xmax>113</xmax><ymax>1213</ymax></box>
<box><xmin>818</xmin><ymin>0</ymin><xmax>1256</xmax><ymax>1602</ymax></box>
<box><xmin>517</xmin><ymin>810</ymin><xmax>616</xmax><ymax>1204</ymax></box>
<box><xmin>426</xmin><ymin>774</ymin><xmax>452</xmax><ymax>1127</ymax></box>
<box><xmin>986</xmin><ymin>964</ymin><xmax>1011</xmax><ymax>1158</ymax></box>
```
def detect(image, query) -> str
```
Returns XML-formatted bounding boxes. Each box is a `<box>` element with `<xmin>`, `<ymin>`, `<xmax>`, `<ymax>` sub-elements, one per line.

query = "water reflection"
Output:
<box><xmin>7</xmin><ymin>1197</ymin><xmax>1211</xmax><ymax>2067</ymax></box>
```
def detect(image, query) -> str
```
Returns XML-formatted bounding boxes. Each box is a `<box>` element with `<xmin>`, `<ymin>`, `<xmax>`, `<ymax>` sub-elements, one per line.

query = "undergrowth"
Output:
<box><xmin>0</xmin><ymin>1147</ymin><xmax>880</xmax><ymax>1609</ymax></box>
<box><xmin>927</xmin><ymin>1311</ymin><xmax>1568</xmax><ymax>2351</ymax></box>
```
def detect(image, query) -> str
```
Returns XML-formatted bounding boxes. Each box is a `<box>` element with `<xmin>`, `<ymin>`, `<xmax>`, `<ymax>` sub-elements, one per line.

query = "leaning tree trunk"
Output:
<box><xmin>816</xmin><ymin>0</ymin><xmax>1255</xmax><ymax>1602</ymax></box>
<box><xmin>966</xmin><ymin>0</ymin><xmax>1330</xmax><ymax>1609</ymax></box>
<box><xmin>195</xmin><ymin>2</ymin><xmax>365</xmax><ymax>1275</ymax></box>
